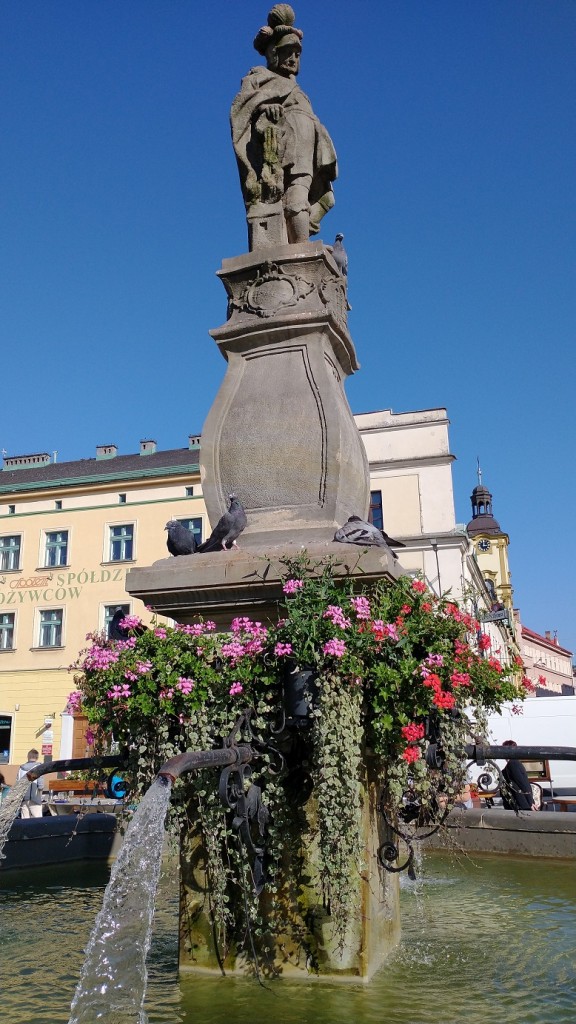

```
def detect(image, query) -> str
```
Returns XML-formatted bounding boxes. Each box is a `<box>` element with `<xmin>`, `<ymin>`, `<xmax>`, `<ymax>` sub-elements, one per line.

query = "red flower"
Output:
<box><xmin>402</xmin><ymin>745</ymin><xmax>421</xmax><ymax>763</ymax></box>
<box><xmin>412</xmin><ymin>580</ymin><xmax>427</xmax><ymax>594</ymax></box>
<box><xmin>450</xmin><ymin>671</ymin><xmax>471</xmax><ymax>687</ymax></box>
<box><xmin>433</xmin><ymin>690</ymin><xmax>456</xmax><ymax>709</ymax></box>
<box><xmin>421</xmin><ymin>602</ymin><xmax>433</xmax><ymax>613</ymax></box>
<box><xmin>401</xmin><ymin>722</ymin><xmax>425</xmax><ymax>742</ymax></box>
<box><xmin>488</xmin><ymin>657</ymin><xmax>503</xmax><ymax>674</ymax></box>
<box><xmin>400</xmin><ymin>604</ymin><xmax>412</xmax><ymax>615</ymax></box>
<box><xmin>521</xmin><ymin>676</ymin><xmax>536</xmax><ymax>692</ymax></box>
<box><xmin>514</xmin><ymin>656</ymin><xmax>524</xmax><ymax>667</ymax></box>
<box><xmin>422</xmin><ymin>672</ymin><xmax>442</xmax><ymax>691</ymax></box>
<box><xmin>478</xmin><ymin>633</ymin><xmax>491</xmax><ymax>651</ymax></box>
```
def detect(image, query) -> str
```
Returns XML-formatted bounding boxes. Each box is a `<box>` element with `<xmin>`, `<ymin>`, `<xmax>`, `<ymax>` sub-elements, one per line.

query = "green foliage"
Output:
<box><xmin>71</xmin><ymin>560</ymin><xmax>527</xmax><ymax>955</ymax></box>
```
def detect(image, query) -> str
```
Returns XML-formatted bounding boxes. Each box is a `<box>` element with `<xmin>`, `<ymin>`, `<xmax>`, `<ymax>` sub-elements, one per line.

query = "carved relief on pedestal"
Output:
<box><xmin>229</xmin><ymin>261</ymin><xmax>314</xmax><ymax>320</ymax></box>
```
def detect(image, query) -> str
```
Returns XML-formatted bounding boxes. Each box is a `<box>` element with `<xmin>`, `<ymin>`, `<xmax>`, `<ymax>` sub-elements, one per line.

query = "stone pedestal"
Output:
<box><xmin>200</xmin><ymin>241</ymin><xmax>370</xmax><ymax>548</ymax></box>
<box><xmin>179</xmin><ymin>771</ymin><xmax>401</xmax><ymax>982</ymax></box>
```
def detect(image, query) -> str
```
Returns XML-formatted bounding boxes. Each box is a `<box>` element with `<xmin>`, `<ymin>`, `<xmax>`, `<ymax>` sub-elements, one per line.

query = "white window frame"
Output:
<box><xmin>42</xmin><ymin>529</ymin><xmax>70</xmax><ymax>568</ymax></box>
<box><xmin>37</xmin><ymin>608</ymin><xmax>64</xmax><ymax>649</ymax></box>
<box><xmin>0</xmin><ymin>534</ymin><xmax>22</xmax><ymax>572</ymax></box>
<box><xmin>106</xmin><ymin>522</ymin><xmax>136</xmax><ymax>563</ymax></box>
<box><xmin>102</xmin><ymin>603</ymin><xmax>131</xmax><ymax>637</ymax></box>
<box><xmin>0</xmin><ymin>711</ymin><xmax>14</xmax><ymax>764</ymax></box>
<box><xmin>0</xmin><ymin>612</ymin><xmax>16</xmax><ymax>651</ymax></box>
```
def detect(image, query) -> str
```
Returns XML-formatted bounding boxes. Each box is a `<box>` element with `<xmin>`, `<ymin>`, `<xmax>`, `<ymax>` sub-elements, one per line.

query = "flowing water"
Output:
<box><xmin>67</xmin><ymin>776</ymin><xmax>172</xmax><ymax>1024</ymax></box>
<box><xmin>0</xmin><ymin>850</ymin><xmax>574</xmax><ymax>1024</ymax></box>
<box><xmin>0</xmin><ymin>776</ymin><xmax>33</xmax><ymax>858</ymax></box>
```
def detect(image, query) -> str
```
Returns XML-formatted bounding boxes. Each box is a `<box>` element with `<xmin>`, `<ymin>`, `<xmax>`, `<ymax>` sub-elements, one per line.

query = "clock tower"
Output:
<box><xmin>466</xmin><ymin>464</ymin><xmax>513</xmax><ymax>612</ymax></box>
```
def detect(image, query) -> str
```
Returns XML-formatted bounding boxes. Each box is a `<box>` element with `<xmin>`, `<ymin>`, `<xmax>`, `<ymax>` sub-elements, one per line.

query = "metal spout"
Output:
<box><xmin>157</xmin><ymin>744</ymin><xmax>253</xmax><ymax>782</ymax></box>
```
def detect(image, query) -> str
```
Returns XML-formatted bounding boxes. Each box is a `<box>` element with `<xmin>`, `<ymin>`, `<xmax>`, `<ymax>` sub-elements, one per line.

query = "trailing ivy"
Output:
<box><xmin>70</xmin><ymin>559</ymin><xmax>531</xmax><ymax>960</ymax></box>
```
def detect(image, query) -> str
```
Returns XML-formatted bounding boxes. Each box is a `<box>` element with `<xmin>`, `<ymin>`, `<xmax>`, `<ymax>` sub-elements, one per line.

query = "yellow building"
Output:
<box><xmin>1</xmin><ymin>417</ymin><xmax>516</xmax><ymax>778</ymax></box>
<box><xmin>0</xmin><ymin>438</ymin><xmax>203</xmax><ymax>777</ymax></box>
<box><xmin>466</xmin><ymin>469</ymin><xmax>513</xmax><ymax>613</ymax></box>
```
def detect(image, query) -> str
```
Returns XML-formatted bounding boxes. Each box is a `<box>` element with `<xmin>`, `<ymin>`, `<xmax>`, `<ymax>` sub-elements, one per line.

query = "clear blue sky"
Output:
<box><xmin>2</xmin><ymin>2</ymin><xmax>575</xmax><ymax>652</ymax></box>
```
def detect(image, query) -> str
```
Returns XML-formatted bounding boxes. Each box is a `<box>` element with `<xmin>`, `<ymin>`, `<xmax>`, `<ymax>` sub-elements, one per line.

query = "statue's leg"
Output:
<box><xmin>284</xmin><ymin>180</ymin><xmax>312</xmax><ymax>243</ymax></box>
<box><xmin>309</xmin><ymin>189</ymin><xmax>335</xmax><ymax>235</ymax></box>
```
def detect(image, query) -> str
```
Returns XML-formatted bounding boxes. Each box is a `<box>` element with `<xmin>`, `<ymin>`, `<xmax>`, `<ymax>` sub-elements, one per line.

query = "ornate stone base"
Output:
<box><xmin>179</xmin><ymin>771</ymin><xmax>401</xmax><ymax>982</ymax></box>
<box><xmin>200</xmin><ymin>241</ymin><xmax>370</xmax><ymax>549</ymax></box>
<box><xmin>126</xmin><ymin>541</ymin><xmax>401</xmax><ymax>630</ymax></box>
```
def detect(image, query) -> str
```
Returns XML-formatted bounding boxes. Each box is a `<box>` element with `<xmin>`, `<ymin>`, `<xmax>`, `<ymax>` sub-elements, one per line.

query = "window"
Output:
<box><xmin>109</xmin><ymin>524</ymin><xmax>134</xmax><ymax>561</ymax></box>
<box><xmin>0</xmin><ymin>613</ymin><xmax>15</xmax><ymax>651</ymax></box>
<box><xmin>44</xmin><ymin>530</ymin><xmax>68</xmax><ymax>567</ymax></box>
<box><xmin>368</xmin><ymin>490</ymin><xmax>384</xmax><ymax>531</ymax></box>
<box><xmin>118</xmin><ymin>493</ymin><xmax>127</xmax><ymax>504</ymax></box>
<box><xmin>0</xmin><ymin>535</ymin><xmax>21</xmax><ymax>571</ymax></box>
<box><xmin>55</xmin><ymin>500</ymin><xmax>62</xmax><ymax>511</ymax></box>
<box><xmin>104</xmin><ymin>604</ymin><xmax>130</xmax><ymax>638</ymax></box>
<box><xmin>8</xmin><ymin>505</ymin><xmax>15</xmax><ymax>515</ymax></box>
<box><xmin>185</xmin><ymin>486</ymin><xmax>194</xmax><ymax>497</ymax></box>
<box><xmin>0</xmin><ymin>714</ymin><xmax>13</xmax><ymax>763</ymax></box>
<box><xmin>177</xmin><ymin>517</ymin><xmax>203</xmax><ymax>545</ymax></box>
<box><xmin>38</xmin><ymin>609</ymin><xmax>63</xmax><ymax>647</ymax></box>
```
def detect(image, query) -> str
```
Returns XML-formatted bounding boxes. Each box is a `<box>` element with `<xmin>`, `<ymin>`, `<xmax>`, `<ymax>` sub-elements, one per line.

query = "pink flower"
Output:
<box><xmin>221</xmin><ymin>641</ymin><xmax>246</xmax><ymax>664</ymax></box>
<box><xmin>159</xmin><ymin>688</ymin><xmax>174</xmax><ymax>700</ymax></box>
<box><xmin>177</xmin><ymin>677</ymin><xmax>194</xmax><ymax>694</ymax></box>
<box><xmin>511</xmin><ymin>703</ymin><xmax>524</xmax><ymax>716</ymax></box>
<box><xmin>402</xmin><ymin>745</ymin><xmax>421</xmax><ymax>763</ymax></box>
<box><xmin>372</xmin><ymin>621</ymin><xmax>399</xmax><ymax>642</ymax></box>
<box><xmin>229</xmin><ymin>682</ymin><xmax>243</xmax><ymax>696</ymax></box>
<box><xmin>67</xmin><ymin>691</ymin><xmax>83</xmax><ymax>713</ymax></box>
<box><xmin>154</xmin><ymin>628</ymin><xmax>167</xmax><ymax>639</ymax></box>
<box><xmin>119</xmin><ymin>615</ymin><xmax>143</xmax><ymax>631</ymax></box>
<box><xmin>425</xmin><ymin>653</ymin><xmax>444</xmax><ymax>667</ymax></box>
<box><xmin>124</xmin><ymin>670</ymin><xmax>138</xmax><ymax>682</ymax></box>
<box><xmin>323</xmin><ymin>605</ymin><xmax>352</xmax><ymax>628</ymax></box>
<box><xmin>231</xmin><ymin>617</ymin><xmax>253</xmax><ymax>633</ymax></box>
<box><xmin>245</xmin><ymin>638</ymin><xmax>264</xmax><ymax>656</ymax></box>
<box><xmin>323</xmin><ymin>638</ymin><xmax>347</xmax><ymax>658</ymax></box>
<box><xmin>412</xmin><ymin>580</ymin><xmax>427</xmax><ymax>594</ymax></box>
<box><xmin>107</xmin><ymin>683</ymin><xmax>131</xmax><ymax>700</ymax></box>
<box><xmin>350</xmin><ymin>596</ymin><xmax>371</xmax><ymax>620</ymax></box>
<box><xmin>283</xmin><ymin>579</ymin><xmax>303</xmax><ymax>595</ymax></box>
<box><xmin>450</xmin><ymin>671</ymin><xmax>471</xmax><ymax>687</ymax></box>
<box><xmin>85</xmin><ymin>728</ymin><xmax>95</xmax><ymax>746</ymax></box>
<box><xmin>274</xmin><ymin>642</ymin><xmax>293</xmax><ymax>656</ymax></box>
<box><xmin>478</xmin><ymin>633</ymin><xmax>491</xmax><ymax>651</ymax></box>
<box><xmin>136</xmin><ymin>660</ymin><xmax>153</xmax><ymax>675</ymax></box>
<box><xmin>175</xmin><ymin>623</ymin><xmax>204</xmax><ymax>636</ymax></box>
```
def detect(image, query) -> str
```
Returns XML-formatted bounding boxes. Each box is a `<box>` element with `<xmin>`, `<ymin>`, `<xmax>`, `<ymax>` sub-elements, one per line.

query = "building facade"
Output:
<box><xmin>0</xmin><ymin>411</ymin><xmax>515</xmax><ymax>777</ymax></box>
<box><xmin>517</xmin><ymin>623</ymin><xmax>574</xmax><ymax>696</ymax></box>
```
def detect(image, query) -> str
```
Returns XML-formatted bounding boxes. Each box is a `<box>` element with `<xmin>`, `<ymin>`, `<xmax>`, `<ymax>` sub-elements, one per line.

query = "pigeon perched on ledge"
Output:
<box><xmin>334</xmin><ymin>516</ymin><xmax>405</xmax><ymax>558</ymax></box>
<box><xmin>165</xmin><ymin>520</ymin><xmax>198</xmax><ymax>556</ymax></box>
<box><xmin>197</xmin><ymin>494</ymin><xmax>247</xmax><ymax>552</ymax></box>
<box><xmin>332</xmin><ymin>233</ymin><xmax>348</xmax><ymax>277</ymax></box>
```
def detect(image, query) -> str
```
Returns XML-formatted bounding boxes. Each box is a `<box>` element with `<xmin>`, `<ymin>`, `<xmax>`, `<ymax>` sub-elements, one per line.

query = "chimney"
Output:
<box><xmin>96</xmin><ymin>444</ymin><xmax>118</xmax><ymax>460</ymax></box>
<box><xmin>139</xmin><ymin>439</ymin><xmax>157</xmax><ymax>456</ymax></box>
<box><xmin>3</xmin><ymin>452</ymin><xmax>52</xmax><ymax>471</ymax></box>
<box><xmin>188</xmin><ymin>435</ymin><xmax>201</xmax><ymax>450</ymax></box>
<box><xmin>545</xmin><ymin>630</ymin><xmax>551</xmax><ymax>641</ymax></box>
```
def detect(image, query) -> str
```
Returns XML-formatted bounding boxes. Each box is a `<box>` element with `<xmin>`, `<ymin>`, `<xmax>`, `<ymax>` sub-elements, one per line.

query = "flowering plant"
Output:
<box><xmin>71</xmin><ymin>559</ymin><xmax>527</xmax><ymax>953</ymax></box>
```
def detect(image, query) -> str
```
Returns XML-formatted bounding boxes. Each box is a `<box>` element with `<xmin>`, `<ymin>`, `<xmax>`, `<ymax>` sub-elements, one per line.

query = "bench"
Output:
<box><xmin>47</xmin><ymin>779</ymin><xmax>107</xmax><ymax>798</ymax></box>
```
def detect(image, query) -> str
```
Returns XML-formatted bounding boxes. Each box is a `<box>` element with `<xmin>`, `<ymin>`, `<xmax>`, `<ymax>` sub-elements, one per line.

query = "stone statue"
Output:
<box><xmin>231</xmin><ymin>4</ymin><xmax>338</xmax><ymax>251</ymax></box>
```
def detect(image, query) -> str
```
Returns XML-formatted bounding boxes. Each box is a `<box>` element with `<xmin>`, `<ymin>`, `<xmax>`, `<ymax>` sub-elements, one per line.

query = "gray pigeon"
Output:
<box><xmin>197</xmin><ymin>494</ymin><xmax>247</xmax><ymax>552</ymax></box>
<box><xmin>334</xmin><ymin>516</ymin><xmax>405</xmax><ymax>558</ymax></box>
<box><xmin>165</xmin><ymin>520</ymin><xmax>198</xmax><ymax>556</ymax></box>
<box><xmin>332</xmin><ymin>233</ymin><xmax>348</xmax><ymax>277</ymax></box>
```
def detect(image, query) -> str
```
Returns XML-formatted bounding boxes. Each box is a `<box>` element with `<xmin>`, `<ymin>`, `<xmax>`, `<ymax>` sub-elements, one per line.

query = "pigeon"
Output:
<box><xmin>332</xmin><ymin>233</ymin><xmax>348</xmax><ymax>277</ymax></box>
<box><xmin>197</xmin><ymin>494</ymin><xmax>247</xmax><ymax>552</ymax></box>
<box><xmin>333</xmin><ymin>516</ymin><xmax>405</xmax><ymax>558</ymax></box>
<box><xmin>165</xmin><ymin>519</ymin><xmax>198</xmax><ymax>556</ymax></box>
<box><xmin>108</xmin><ymin>609</ymin><xmax>147</xmax><ymax>641</ymax></box>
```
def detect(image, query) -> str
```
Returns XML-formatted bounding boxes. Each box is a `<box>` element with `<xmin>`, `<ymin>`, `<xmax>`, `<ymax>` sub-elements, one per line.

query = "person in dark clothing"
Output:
<box><xmin>501</xmin><ymin>740</ymin><xmax>536</xmax><ymax>811</ymax></box>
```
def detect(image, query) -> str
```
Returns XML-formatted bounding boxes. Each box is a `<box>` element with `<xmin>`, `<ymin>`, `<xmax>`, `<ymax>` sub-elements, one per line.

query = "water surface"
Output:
<box><xmin>1</xmin><ymin>852</ymin><xmax>574</xmax><ymax>1024</ymax></box>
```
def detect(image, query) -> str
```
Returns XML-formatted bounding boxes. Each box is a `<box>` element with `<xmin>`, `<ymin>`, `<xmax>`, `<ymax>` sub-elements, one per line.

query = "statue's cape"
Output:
<box><xmin>230</xmin><ymin>66</ymin><xmax>337</xmax><ymax>189</ymax></box>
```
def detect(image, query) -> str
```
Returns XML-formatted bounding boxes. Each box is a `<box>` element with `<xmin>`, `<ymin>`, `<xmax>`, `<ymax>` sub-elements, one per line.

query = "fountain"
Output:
<box><xmin>125</xmin><ymin>0</ymin><xmax>401</xmax><ymax>985</ymax></box>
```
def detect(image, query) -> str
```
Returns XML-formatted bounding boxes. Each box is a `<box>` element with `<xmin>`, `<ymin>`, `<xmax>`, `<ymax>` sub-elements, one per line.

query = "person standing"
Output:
<box><xmin>18</xmin><ymin>749</ymin><xmax>44</xmax><ymax>818</ymax></box>
<box><xmin>501</xmin><ymin>740</ymin><xmax>536</xmax><ymax>811</ymax></box>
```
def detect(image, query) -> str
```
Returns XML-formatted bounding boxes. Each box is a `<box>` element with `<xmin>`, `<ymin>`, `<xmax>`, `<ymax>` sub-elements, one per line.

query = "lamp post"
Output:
<box><xmin>430</xmin><ymin>537</ymin><xmax>442</xmax><ymax>597</ymax></box>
